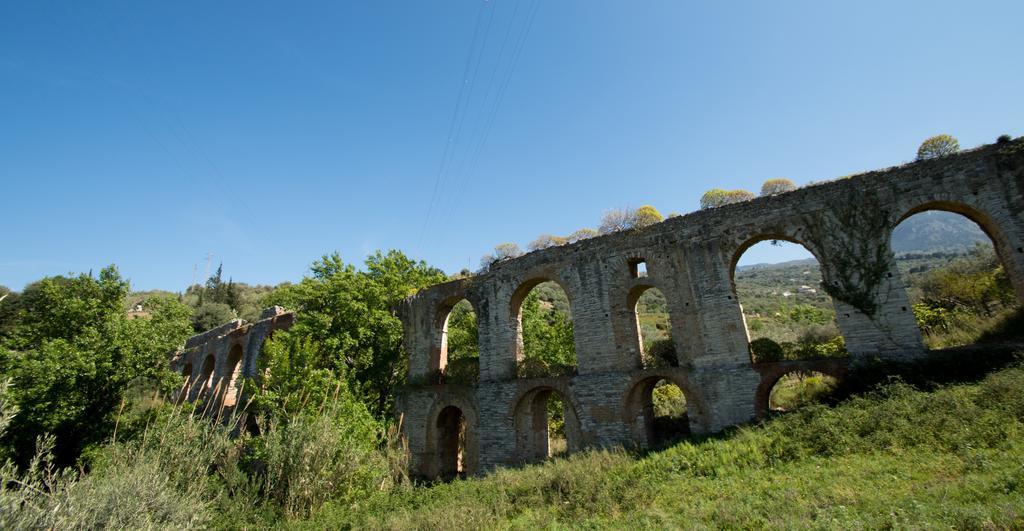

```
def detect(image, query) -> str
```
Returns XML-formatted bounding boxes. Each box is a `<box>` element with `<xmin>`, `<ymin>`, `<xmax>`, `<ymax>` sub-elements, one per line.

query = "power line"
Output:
<box><xmin>440</xmin><ymin>0</ymin><xmax>543</xmax><ymax>235</ymax></box>
<box><xmin>416</xmin><ymin>0</ymin><xmax>495</xmax><ymax>252</ymax></box>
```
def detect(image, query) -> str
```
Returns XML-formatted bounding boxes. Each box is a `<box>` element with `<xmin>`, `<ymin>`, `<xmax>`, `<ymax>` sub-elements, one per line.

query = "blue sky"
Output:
<box><xmin>2</xmin><ymin>1</ymin><xmax>1022</xmax><ymax>291</ymax></box>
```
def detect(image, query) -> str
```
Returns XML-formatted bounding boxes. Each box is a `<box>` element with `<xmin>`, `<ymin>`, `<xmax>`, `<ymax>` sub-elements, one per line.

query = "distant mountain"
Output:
<box><xmin>737</xmin><ymin>258</ymin><xmax>818</xmax><ymax>272</ymax></box>
<box><xmin>890</xmin><ymin>211</ymin><xmax>987</xmax><ymax>254</ymax></box>
<box><xmin>736</xmin><ymin>211</ymin><xmax>987</xmax><ymax>273</ymax></box>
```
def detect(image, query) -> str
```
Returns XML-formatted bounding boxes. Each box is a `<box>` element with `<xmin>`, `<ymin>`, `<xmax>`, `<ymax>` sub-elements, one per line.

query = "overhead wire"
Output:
<box><xmin>416</xmin><ymin>0</ymin><xmax>494</xmax><ymax>252</ymax></box>
<box><xmin>438</xmin><ymin>0</ymin><xmax>543</xmax><ymax>236</ymax></box>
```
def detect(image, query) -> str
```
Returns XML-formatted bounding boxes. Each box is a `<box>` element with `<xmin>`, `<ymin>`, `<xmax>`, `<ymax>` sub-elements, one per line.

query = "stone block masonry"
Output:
<box><xmin>398</xmin><ymin>139</ymin><xmax>1024</xmax><ymax>478</ymax></box>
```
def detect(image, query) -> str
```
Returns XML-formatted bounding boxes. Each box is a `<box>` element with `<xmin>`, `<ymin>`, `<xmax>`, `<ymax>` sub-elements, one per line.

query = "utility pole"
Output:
<box><xmin>203</xmin><ymin>252</ymin><xmax>214</xmax><ymax>283</ymax></box>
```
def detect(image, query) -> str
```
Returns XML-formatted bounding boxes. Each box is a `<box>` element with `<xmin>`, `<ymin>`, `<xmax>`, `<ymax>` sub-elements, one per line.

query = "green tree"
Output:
<box><xmin>917</xmin><ymin>134</ymin><xmax>960</xmax><ymax>160</ymax></box>
<box><xmin>191</xmin><ymin>301</ymin><xmax>236</xmax><ymax>332</ymax></box>
<box><xmin>0</xmin><ymin>286</ymin><xmax>21</xmax><ymax>339</ymax></box>
<box><xmin>634</xmin><ymin>205</ymin><xmax>663</xmax><ymax>228</ymax></box>
<box><xmin>262</xmin><ymin>251</ymin><xmax>446</xmax><ymax>417</ymax></box>
<box><xmin>520</xmin><ymin>291</ymin><xmax>576</xmax><ymax>371</ymax></box>
<box><xmin>445</xmin><ymin>301</ymin><xmax>478</xmax><ymax>362</ymax></box>
<box><xmin>760</xmin><ymin>178</ymin><xmax>796</xmax><ymax>196</ymax></box>
<box><xmin>0</xmin><ymin>267</ymin><xmax>192</xmax><ymax>466</ymax></box>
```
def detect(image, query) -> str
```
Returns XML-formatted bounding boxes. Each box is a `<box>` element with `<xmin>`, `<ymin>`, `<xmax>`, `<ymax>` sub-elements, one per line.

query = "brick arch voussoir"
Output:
<box><xmin>727</xmin><ymin>225</ymin><xmax>830</xmax><ymax>285</ymax></box>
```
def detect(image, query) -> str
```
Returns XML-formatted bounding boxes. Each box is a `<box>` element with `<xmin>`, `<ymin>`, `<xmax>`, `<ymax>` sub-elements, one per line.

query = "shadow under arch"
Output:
<box><xmin>893</xmin><ymin>200</ymin><xmax>1024</xmax><ymax>302</ymax></box>
<box><xmin>510</xmin><ymin>381</ymin><xmax>583</xmax><ymax>463</ymax></box>
<box><xmin>423</xmin><ymin>397</ymin><xmax>479</xmax><ymax>479</ymax></box>
<box><xmin>622</xmin><ymin>371</ymin><xmax>708</xmax><ymax>449</ymax></box>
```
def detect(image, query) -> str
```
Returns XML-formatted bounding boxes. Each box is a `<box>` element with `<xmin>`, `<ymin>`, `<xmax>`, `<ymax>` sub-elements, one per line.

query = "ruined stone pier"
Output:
<box><xmin>397</xmin><ymin>139</ymin><xmax>1024</xmax><ymax>478</ymax></box>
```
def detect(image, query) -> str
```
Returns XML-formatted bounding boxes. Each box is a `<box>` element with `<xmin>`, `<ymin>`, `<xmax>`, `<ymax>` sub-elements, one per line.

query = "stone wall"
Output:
<box><xmin>398</xmin><ymin>139</ymin><xmax>1024</xmax><ymax>477</ymax></box>
<box><xmin>171</xmin><ymin>306</ymin><xmax>294</xmax><ymax>413</ymax></box>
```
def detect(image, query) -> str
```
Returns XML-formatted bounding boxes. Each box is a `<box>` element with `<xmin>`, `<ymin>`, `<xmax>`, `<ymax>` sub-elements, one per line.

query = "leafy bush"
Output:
<box><xmin>760</xmin><ymin>178</ymin><xmax>796</xmax><ymax>196</ymax></box>
<box><xmin>443</xmin><ymin>357</ymin><xmax>479</xmax><ymax>385</ymax></box>
<box><xmin>783</xmin><ymin>336</ymin><xmax>847</xmax><ymax>360</ymax></box>
<box><xmin>750</xmin><ymin>337</ymin><xmax>785</xmax><ymax>363</ymax></box>
<box><xmin>651</xmin><ymin>381</ymin><xmax>686</xmax><ymax>418</ymax></box>
<box><xmin>516</xmin><ymin>358</ymin><xmax>576</xmax><ymax>379</ymax></box>
<box><xmin>0</xmin><ymin>268</ymin><xmax>192</xmax><ymax>467</ymax></box>
<box><xmin>644</xmin><ymin>338</ymin><xmax>678</xmax><ymax>368</ymax></box>
<box><xmin>253</xmin><ymin>393</ymin><xmax>392</xmax><ymax>518</ymax></box>
<box><xmin>191</xmin><ymin>301</ymin><xmax>236</xmax><ymax>332</ymax></box>
<box><xmin>913</xmin><ymin>302</ymin><xmax>952</xmax><ymax>334</ymax></box>
<box><xmin>768</xmin><ymin>371</ymin><xmax>838</xmax><ymax>411</ymax></box>
<box><xmin>700</xmin><ymin>189</ymin><xmax>756</xmax><ymax>209</ymax></box>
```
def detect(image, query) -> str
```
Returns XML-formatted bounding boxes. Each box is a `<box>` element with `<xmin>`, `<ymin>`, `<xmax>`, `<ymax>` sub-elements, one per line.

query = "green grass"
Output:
<box><xmin>298</xmin><ymin>359</ymin><xmax>1024</xmax><ymax>529</ymax></box>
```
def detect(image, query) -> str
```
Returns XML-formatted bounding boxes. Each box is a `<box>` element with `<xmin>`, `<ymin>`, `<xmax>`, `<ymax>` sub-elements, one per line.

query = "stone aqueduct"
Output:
<box><xmin>171</xmin><ymin>307</ymin><xmax>294</xmax><ymax>410</ymax></box>
<box><xmin>169</xmin><ymin>140</ymin><xmax>1024</xmax><ymax>479</ymax></box>
<box><xmin>396</xmin><ymin>140</ymin><xmax>1024</xmax><ymax>478</ymax></box>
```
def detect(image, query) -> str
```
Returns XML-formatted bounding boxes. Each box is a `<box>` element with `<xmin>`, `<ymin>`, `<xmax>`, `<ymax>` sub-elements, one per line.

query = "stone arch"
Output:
<box><xmin>432</xmin><ymin>295</ymin><xmax>480</xmax><ymax>383</ymax></box>
<box><xmin>753</xmin><ymin>360</ymin><xmax>847</xmax><ymax>418</ymax></box>
<box><xmin>728</xmin><ymin>233</ymin><xmax>847</xmax><ymax>363</ymax></box>
<box><xmin>627</xmin><ymin>283</ymin><xmax>677</xmax><ymax>369</ymax></box>
<box><xmin>222</xmin><ymin>344</ymin><xmax>244</xmax><ymax>407</ymax></box>
<box><xmin>509</xmin><ymin>275</ymin><xmax>577</xmax><ymax>371</ymax></box>
<box><xmin>511</xmin><ymin>382</ymin><xmax>582</xmax><ymax>463</ymax></box>
<box><xmin>893</xmin><ymin>200</ymin><xmax>1024</xmax><ymax>303</ymax></box>
<box><xmin>423</xmin><ymin>397</ymin><xmax>478</xmax><ymax>479</ymax></box>
<box><xmin>728</xmin><ymin>231</ymin><xmax>829</xmax><ymax>286</ymax></box>
<box><xmin>623</xmin><ymin>372</ymin><xmax>708</xmax><ymax>448</ymax></box>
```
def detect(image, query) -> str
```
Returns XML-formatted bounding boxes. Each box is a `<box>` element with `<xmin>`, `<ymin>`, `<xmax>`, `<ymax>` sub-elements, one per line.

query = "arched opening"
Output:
<box><xmin>767</xmin><ymin>371</ymin><xmax>839</xmax><ymax>413</ymax></box>
<box><xmin>511</xmin><ymin>280</ymin><xmax>577</xmax><ymax>378</ymax></box>
<box><xmin>436</xmin><ymin>299</ymin><xmax>479</xmax><ymax>384</ymax></box>
<box><xmin>733</xmin><ymin>239</ymin><xmax>847</xmax><ymax>363</ymax></box>
<box><xmin>199</xmin><ymin>354</ymin><xmax>216</xmax><ymax>398</ymax></box>
<box><xmin>625</xmin><ymin>376</ymin><xmax>690</xmax><ymax>448</ymax></box>
<box><xmin>514</xmin><ymin>387</ymin><xmax>581</xmax><ymax>462</ymax></box>
<box><xmin>629</xmin><ymin>286</ymin><xmax>676</xmax><ymax>368</ymax></box>
<box><xmin>222</xmin><ymin>345</ymin><xmax>244</xmax><ymax>407</ymax></box>
<box><xmin>891</xmin><ymin>208</ymin><xmax>1022</xmax><ymax>349</ymax></box>
<box><xmin>435</xmin><ymin>405</ymin><xmax>466</xmax><ymax>480</ymax></box>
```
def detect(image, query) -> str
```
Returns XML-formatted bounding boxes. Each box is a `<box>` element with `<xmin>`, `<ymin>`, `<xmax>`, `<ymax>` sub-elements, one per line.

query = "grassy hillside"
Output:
<box><xmin>302</xmin><ymin>354</ymin><xmax>1024</xmax><ymax>529</ymax></box>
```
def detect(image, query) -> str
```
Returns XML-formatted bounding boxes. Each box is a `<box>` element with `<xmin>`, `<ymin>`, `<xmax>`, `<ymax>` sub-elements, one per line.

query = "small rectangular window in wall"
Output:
<box><xmin>630</xmin><ymin>259</ymin><xmax>648</xmax><ymax>278</ymax></box>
